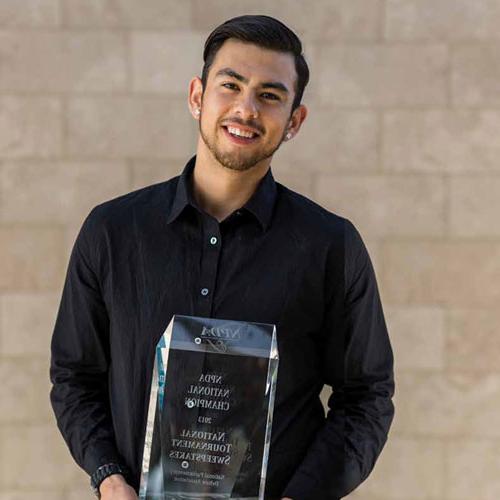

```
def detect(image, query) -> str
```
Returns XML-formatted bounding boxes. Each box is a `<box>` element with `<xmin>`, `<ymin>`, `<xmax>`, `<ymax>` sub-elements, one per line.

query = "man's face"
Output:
<box><xmin>194</xmin><ymin>38</ymin><xmax>304</xmax><ymax>172</ymax></box>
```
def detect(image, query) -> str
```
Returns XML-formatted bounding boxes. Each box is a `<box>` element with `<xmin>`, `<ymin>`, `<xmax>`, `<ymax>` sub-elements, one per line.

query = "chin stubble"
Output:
<box><xmin>198</xmin><ymin>119</ymin><xmax>286</xmax><ymax>172</ymax></box>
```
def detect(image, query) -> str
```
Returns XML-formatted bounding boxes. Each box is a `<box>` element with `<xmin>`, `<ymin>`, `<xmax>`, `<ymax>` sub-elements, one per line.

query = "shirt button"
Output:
<box><xmin>201</xmin><ymin>288</ymin><xmax>209</xmax><ymax>296</ymax></box>
<box><xmin>210</xmin><ymin>236</ymin><xmax>217</xmax><ymax>245</ymax></box>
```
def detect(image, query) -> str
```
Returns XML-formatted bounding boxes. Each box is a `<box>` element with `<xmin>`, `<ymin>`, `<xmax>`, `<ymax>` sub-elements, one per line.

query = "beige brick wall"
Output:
<box><xmin>1</xmin><ymin>1</ymin><xmax>498</xmax><ymax>498</ymax></box>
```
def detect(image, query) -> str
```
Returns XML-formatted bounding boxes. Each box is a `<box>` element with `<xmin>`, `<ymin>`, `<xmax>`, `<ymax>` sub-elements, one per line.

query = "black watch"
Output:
<box><xmin>90</xmin><ymin>462</ymin><xmax>130</xmax><ymax>498</ymax></box>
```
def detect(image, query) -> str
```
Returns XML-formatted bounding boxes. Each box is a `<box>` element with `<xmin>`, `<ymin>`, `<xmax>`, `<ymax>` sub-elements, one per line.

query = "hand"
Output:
<box><xmin>99</xmin><ymin>474</ymin><xmax>138</xmax><ymax>499</ymax></box>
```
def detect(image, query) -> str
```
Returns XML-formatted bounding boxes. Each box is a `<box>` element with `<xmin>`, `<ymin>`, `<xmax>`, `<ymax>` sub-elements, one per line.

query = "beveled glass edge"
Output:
<box><xmin>139</xmin><ymin>315</ymin><xmax>175</xmax><ymax>499</ymax></box>
<box><xmin>259</xmin><ymin>326</ymin><xmax>279</xmax><ymax>499</ymax></box>
<box><xmin>169</xmin><ymin>339</ymin><xmax>272</xmax><ymax>358</ymax></box>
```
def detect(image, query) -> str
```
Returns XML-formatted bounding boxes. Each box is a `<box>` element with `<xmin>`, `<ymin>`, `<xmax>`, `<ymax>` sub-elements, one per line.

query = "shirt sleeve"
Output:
<box><xmin>282</xmin><ymin>218</ymin><xmax>395</xmax><ymax>499</ymax></box>
<box><xmin>49</xmin><ymin>208</ymin><xmax>124</xmax><ymax>476</ymax></box>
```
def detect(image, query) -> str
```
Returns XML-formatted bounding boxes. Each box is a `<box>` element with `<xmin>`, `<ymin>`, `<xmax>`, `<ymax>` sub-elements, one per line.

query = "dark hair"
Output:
<box><xmin>201</xmin><ymin>15</ymin><xmax>309</xmax><ymax>115</ymax></box>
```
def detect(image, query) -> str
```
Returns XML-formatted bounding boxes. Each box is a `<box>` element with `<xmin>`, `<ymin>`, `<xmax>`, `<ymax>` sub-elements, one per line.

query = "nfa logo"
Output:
<box><xmin>197</xmin><ymin>325</ymin><xmax>242</xmax><ymax>353</ymax></box>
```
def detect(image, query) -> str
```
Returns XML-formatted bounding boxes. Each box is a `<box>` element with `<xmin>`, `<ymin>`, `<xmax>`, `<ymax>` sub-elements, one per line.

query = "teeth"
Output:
<box><xmin>227</xmin><ymin>126</ymin><xmax>256</xmax><ymax>139</ymax></box>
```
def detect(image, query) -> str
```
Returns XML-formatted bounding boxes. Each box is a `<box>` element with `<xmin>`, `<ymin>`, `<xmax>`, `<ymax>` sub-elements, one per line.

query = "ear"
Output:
<box><xmin>285</xmin><ymin>104</ymin><xmax>308</xmax><ymax>141</ymax></box>
<box><xmin>188</xmin><ymin>76</ymin><xmax>204</xmax><ymax>119</ymax></box>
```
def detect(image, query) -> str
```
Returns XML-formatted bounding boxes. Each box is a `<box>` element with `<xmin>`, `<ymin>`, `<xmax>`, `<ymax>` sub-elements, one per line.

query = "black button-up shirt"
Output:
<box><xmin>50</xmin><ymin>154</ymin><xmax>395</xmax><ymax>500</ymax></box>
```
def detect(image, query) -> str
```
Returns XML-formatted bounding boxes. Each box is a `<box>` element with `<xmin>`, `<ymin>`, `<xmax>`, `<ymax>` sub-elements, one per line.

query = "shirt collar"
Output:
<box><xmin>166</xmin><ymin>154</ymin><xmax>278</xmax><ymax>232</ymax></box>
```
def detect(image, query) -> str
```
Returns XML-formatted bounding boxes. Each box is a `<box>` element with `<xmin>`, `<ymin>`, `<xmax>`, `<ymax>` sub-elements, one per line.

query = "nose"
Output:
<box><xmin>233</xmin><ymin>90</ymin><xmax>259</xmax><ymax>120</ymax></box>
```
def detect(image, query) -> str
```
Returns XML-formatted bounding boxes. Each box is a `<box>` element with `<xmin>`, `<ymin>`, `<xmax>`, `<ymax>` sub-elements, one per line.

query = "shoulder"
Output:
<box><xmin>276</xmin><ymin>181</ymin><xmax>369</xmax><ymax>268</ymax></box>
<box><xmin>72</xmin><ymin>177</ymin><xmax>178</xmax><ymax>273</ymax></box>
<box><xmin>74</xmin><ymin>177</ymin><xmax>179</xmax><ymax>264</ymax></box>
<box><xmin>83</xmin><ymin>177</ymin><xmax>178</xmax><ymax>230</ymax></box>
<box><xmin>276</xmin><ymin>181</ymin><xmax>350</xmax><ymax>240</ymax></box>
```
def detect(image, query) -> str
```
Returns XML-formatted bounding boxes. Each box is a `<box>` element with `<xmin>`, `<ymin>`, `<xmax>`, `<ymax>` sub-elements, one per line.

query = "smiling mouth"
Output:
<box><xmin>221</xmin><ymin>126</ymin><xmax>260</xmax><ymax>145</ymax></box>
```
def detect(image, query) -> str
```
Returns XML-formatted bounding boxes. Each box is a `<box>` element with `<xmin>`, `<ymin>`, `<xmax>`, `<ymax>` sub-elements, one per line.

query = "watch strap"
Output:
<box><xmin>90</xmin><ymin>462</ymin><xmax>130</xmax><ymax>498</ymax></box>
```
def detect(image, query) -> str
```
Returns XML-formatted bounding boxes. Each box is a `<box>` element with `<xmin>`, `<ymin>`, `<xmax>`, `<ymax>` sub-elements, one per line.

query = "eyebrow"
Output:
<box><xmin>214</xmin><ymin>67</ymin><xmax>290</xmax><ymax>94</ymax></box>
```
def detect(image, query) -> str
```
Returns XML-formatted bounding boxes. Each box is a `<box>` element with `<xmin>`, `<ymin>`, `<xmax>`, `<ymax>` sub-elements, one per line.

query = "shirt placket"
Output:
<box><xmin>196</xmin><ymin>213</ymin><xmax>223</xmax><ymax>318</ymax></box>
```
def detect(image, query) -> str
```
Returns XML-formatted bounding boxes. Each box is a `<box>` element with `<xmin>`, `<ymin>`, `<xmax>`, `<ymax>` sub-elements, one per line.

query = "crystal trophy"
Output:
<box><xmin>139</xmin><ymin>315</ymin><xmax>279</xmax><ymax>499</ymax></box>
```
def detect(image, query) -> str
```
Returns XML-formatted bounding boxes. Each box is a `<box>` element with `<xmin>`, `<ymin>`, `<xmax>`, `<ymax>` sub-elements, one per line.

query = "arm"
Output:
<box><xmin>49</xmin><ymin>209</ymin><xmax>130</xmax><ymax>487</ymax></box>
<box><xmin>282</xmin><ymin>219</ymin><xmax>395</xmax><ymax>499</ymax></box>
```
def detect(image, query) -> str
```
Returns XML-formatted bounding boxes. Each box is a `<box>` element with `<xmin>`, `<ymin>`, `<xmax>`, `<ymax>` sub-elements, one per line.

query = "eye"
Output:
<box><xmin>261</xmin><ymin>93</ymin><xmax>279</xmax><ymax>101</ymax></box>
<box><xmin>221</xmin><ymin>83</ymin><xmax>280</xmax><ymax>101</ymax></box>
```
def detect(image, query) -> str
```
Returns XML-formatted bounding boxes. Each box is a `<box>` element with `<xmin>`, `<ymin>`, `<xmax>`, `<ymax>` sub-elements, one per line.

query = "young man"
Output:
<box><xmin>50</xmin><ymin>15</ymin><xmax>395</xmax><ymax>500</ymax></box>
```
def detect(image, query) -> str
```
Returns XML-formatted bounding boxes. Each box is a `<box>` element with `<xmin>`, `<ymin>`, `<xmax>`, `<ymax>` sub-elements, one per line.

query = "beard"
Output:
<box><xmin>198</xmin><ymin>115</ymin><xmax>287</xmax><ymax>172</ymax></box>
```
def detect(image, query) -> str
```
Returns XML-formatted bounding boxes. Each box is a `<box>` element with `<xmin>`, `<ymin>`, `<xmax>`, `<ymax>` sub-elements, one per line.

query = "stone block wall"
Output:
<box><xmin>1</xmin><ymin>1</ymin><xmax>499</xmax><ymax>498</ymax></box>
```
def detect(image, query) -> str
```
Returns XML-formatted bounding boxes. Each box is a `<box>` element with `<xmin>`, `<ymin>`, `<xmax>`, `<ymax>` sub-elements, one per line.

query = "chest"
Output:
<box><xmin>102</xmin><ymin>220</ymin><xmax>334</xmax><ymax>376</ymax></box>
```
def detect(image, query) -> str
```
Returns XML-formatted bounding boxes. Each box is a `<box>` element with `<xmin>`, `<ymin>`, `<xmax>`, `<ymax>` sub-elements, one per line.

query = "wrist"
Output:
<box><xmin>100</xmin><ymin>473</ymin><xmax>126</xmax><ymax>493</ymax></box>
<box><xmin>90</xmin><ymin>462</ymin><xmax>131</xmax><ymax>498</ymax></box>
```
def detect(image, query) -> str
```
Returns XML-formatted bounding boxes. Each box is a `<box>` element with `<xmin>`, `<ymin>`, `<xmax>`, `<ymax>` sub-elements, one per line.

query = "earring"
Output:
<box><xmin>194</xmin><ymin>108</ymin><xmax>200</xmax><ymax>116</ymax></box>
<box><xmin>286</xmin><ymin>132</ymin><xmax>292</xmax><ymax>140</ymax></box>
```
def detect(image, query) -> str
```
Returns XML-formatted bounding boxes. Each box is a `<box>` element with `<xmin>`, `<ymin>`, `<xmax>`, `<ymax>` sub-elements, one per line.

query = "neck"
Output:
<box><xmin>192</xmin><ymin>142</ymin><xmax>271</xmax><ymax>222</ymax></box>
